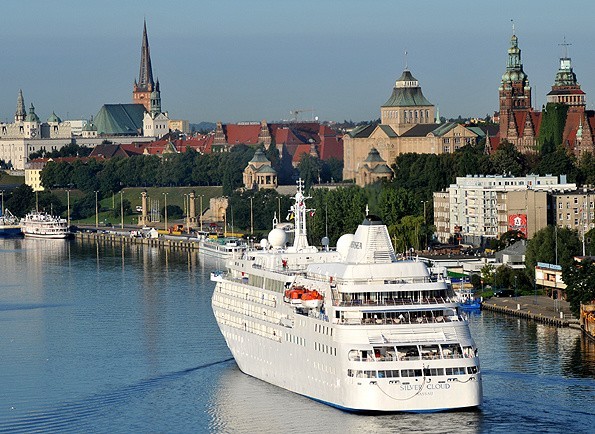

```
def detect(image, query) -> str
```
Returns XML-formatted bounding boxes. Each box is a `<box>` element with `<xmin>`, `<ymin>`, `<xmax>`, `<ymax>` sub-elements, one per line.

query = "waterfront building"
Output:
<box><xmin>550</xmin><ymin>190</ymin><xmax>595</xmax><ymax>235</ymax></box>
<box><xmin>342</xmin><ymin>68</ymin><xmax>479</xmax><ymax>182</ymax></box>
<box><xmin>434</xmin><ymin>174</ymin><xmax>576</xmax><ymax>246</ymax></box>
<box><xmin>0</xmin><ymin>91</ymin><xmax>74</xmax><ymax>170</ymax></box>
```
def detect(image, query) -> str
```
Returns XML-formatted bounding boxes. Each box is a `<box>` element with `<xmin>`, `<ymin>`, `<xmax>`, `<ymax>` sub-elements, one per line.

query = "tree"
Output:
<box><xmin>162</xmin><ymin>205</ymin><xmax>183</xmax><ymax>220</ymax></box>
<box><xmin>525</xmin><ymin>226</ymin><xmax>581</xmax><ymax>279</ymax></box>
<box><xmin>480</xmin><ymin>263</ymin><xmax>495</xmax><ymax>287</ymax></box>
<box><xmin>297</xmin><ymin>154</ymin><xmax>322</xmax><ymax>191</ymax></box>
<box><xmin>4</xmin><ymin>184</ymin><xmax>35</xmax><ymax>217</ymax></box>
<box><xmin>563</xmin><ymin>259</ymin><xmax>595</xmax><ymax>315</ymax></box>
<box><xmin>490</xmin><ymin>141</ymin><xmax>527</xmax><ymax>176</ymax></box>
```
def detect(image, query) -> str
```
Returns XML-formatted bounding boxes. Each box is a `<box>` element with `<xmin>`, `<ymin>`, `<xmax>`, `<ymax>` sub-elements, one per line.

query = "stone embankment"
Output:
<box><xmin>482</xmin><ymin>295</ymin><xmax>580</xmax><ymax>329</ymax></box>
<box><xmin>75</xmin><ymin>230</ymin><xmax>200</xmax><ymax>251</ymax></box>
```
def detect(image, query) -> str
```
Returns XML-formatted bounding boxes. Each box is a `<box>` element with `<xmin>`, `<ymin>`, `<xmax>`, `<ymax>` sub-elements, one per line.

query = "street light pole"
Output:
<box><xmin>250</xmin><ymin>196</ymin><xmax>254</xmax><ymax>235</ymax></box>
<box><xmin>1</xmin><ymin>191</ymin><xmax>4</xmax><ymax>215</ymax></box>
<box><xmin>120</xmin><ymin>190</ymin><xmax>124</xmax><ymax>229</ymax></box>
<box><xmin>199</xmin><ymin>194</ymin><xmax>204</xmax><ymax>232</ymax></box>
<box><xmin>163</xmin><ymin>193</ymin><xmax>168</xmax><ymax>232</ymax></box>
<box><xmin>421</xmin><ymin>200</ymin><xmax>428</xmax><ymax>249</ymax></box>
<box><xmin>67</xmin><ymin>190</ymin><xmax>70</xmax><ymax>228</ymax></box>
<box><xmin>95</xmin><ymin>191</ymin><xmax>99</xmax><ymax>229</ymax></box>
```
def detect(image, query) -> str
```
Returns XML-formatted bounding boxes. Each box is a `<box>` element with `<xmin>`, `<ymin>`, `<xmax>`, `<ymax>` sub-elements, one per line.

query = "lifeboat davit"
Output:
<box><xmin>301</xmin><ymin>290</ymin><xmax>323</xmax><ymax>309</ymax></box>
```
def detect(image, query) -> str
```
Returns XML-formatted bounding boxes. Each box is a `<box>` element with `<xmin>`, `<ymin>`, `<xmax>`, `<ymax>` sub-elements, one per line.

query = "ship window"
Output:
<box><xmin>445</xmin><ymin>367</ymin><xmax>466</xmax><ymax>375</ymax></box>
<box><xmin>363</xmin><ymin>371</ymin><xmax>376</xmax><ymax>378</ymax></box>
<box><xmin>423</xmin><ymin>368</ymin><xmax>444</xmax><ymax>376</ymax></box>
<box><xmin>467</xmin><ymin>366</ymin><xmax>478</xmax><ymax>374</ymax></box>
<box><xmin>378</xmin><ymin>370</ymin><xmax>399</xmax><ymax>378</ymax></box>
<box><xmin>401</xmin><ymin>369</ymin><xmax>422</xmax><ymax>378</ymax></box>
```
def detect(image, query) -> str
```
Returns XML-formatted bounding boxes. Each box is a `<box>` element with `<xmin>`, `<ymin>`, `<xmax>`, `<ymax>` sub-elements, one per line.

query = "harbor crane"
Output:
<box><xmin>290</xmin><ymin>108</ymin><xmax>316</xmax><ymax>122</ymax></box>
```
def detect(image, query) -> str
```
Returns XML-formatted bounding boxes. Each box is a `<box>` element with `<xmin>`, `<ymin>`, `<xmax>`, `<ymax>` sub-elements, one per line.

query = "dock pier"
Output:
<box><xmin>482</xmin><ymin>295</ymin><xmax>580</xmax><ymax>330</ymax></box>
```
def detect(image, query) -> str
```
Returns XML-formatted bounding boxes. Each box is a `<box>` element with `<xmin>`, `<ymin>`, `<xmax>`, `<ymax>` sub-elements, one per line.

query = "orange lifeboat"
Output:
<box><xmin>284</xmin><ymin>287</ymin><xmax>305</xmax><ymax>304</ymax></box>
<box><xmin>301</xmin><ymin>290</ymin><xmax>323</xmax><ymax>309</ymax></box>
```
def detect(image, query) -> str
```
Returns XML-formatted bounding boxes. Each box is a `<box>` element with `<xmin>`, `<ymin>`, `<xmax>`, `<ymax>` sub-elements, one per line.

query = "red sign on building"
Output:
<box><xmin>508</xmin><ymin>214</ymin><xmax>527</xmax><ymax>237</ymax></box>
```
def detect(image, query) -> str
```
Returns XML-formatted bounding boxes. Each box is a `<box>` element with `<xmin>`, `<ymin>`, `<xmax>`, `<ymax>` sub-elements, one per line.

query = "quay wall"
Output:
<box><xmin>482</xmin><ymin>300</ymin><xmax>579</xmax><ymax>329</ymax></box>
<box><xmin>74</xmin><ymin>232</ymin><xmax>200</xmax><ymax>251</ymax></box>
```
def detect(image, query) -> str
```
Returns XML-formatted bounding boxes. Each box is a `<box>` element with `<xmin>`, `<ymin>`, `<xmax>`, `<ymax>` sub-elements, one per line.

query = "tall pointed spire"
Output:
<box><xmin>138</xmin><ymin>19</ymin><xmax>154</xmax><ymax>91</ymax></box>
<box><xmin>15</xmin><ymin>89</ymin><xmax>26</xmax><ymax>122</ymax></box>
<box><xmin>133</xmin><ymin>20</ymin><xmax>156</xmax><ymax>111</ymax></box>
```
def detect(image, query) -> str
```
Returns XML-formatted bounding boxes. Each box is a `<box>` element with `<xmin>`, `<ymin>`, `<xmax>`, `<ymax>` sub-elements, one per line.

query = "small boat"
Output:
<box><xmin>459</xmin><ymin>297</ymin><xmax>482</xmax><ymax>310</ymax></box>
<box><xmin>0</xmin><ymin>209</ymin><xmax>22</xmax><ymax>238</ymax></box>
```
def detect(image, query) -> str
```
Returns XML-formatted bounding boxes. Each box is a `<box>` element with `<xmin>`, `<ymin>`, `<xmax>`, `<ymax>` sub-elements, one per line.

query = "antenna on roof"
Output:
<box><xmin>511</xmin><ymin>19</ymin><xmax>515</xmax><ymax>35</ymax></box>
<box><xmin>559</xmin><ymin>36</ymin><xmax>572</xmax><ymax>58</ymax></box>
<box><xmin>404</xmin><ymin>49</ymin><xmax>408</xmax><ymax>70</ymax></box>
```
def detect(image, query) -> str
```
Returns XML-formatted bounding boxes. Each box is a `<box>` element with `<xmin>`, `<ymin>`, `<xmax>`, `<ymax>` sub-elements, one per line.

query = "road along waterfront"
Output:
<box><xmin>0</xmin><ymin>238</ymin><xmax>593</xmax><ymax>432</ymax></box>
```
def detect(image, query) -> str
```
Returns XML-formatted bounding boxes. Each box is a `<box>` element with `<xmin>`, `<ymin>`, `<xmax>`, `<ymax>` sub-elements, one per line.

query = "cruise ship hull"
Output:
<box><xmin>215</xmin><ymin>316</ymin><xmax>482</xmax><ymax>412</ymax></box>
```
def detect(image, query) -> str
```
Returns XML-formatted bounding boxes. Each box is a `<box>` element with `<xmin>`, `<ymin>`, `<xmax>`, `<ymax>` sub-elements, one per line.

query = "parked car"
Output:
<box><xmin>494</xmin><ymin>289</ymin><xmax>515</xmax><ymax>297</ymax></box>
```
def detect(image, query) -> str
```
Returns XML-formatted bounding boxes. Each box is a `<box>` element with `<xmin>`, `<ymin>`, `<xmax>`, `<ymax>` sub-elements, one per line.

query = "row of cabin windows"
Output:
<box><xmin>347</xmin><ymin>366</ymin><xmax>477</xmax><ymax>378</ymax></box>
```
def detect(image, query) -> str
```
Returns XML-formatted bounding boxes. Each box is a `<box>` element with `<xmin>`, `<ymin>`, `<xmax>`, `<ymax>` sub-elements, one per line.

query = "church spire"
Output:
<box><xmin>15</xmin><ymin>89</ymin><xmax>26</xmax><ymax>122</ymax></box>
<box><xmin>138</xmin><ymin>19</ymin><xmax>154</xmax><ymax>91</ymax></box>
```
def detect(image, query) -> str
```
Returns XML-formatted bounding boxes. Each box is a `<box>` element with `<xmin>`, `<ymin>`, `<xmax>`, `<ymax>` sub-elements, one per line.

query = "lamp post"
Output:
<box><xmin>421</xmin><ymin>200</ymin><xmax>428</xmax><ymax>249</ymax></box>
<box><xmin>199</xmin><ymin>194</ymin><xmax>204</xmax><ymax>232</ymax></box>
<box><xmin>67</xmin><ymin>190</ymin><xmax>70</xmax><ymax>228</ymax></box>
<box><xmin>95</xmin><ymin>191</ymin><xmax>99</xmax><ymax>229</ymax></box>
<box><xmin>514</xmin><ymin>275</ymin><xmax>518</xmax><ymax>300</ymax></box>
<box><xmin>277</xmin><ymin>196</ymin><xmax>281</xmax><ymax>222</ymax></box>
<box><xmin>184</xmin><ymin>193</ymin><xmax>189</xmax><ymax>233</ymax></box>
<box><xmin>163</xmin><ymin>193</ymin><xmax>168</xmax><ymax>232</ymax></box>
<box><xmin>120</xmin><ymin>190</ymin><xmax>124</xmax><ymax>229</ymax></box>
<box><xmin>250</xmin><ymin>196</ymin><xmax>254</xmax><ymax>235</ymax></box>
<box><xmin>1</xmin><ymin>190</ymin><xmax>4</xmax><ymax>215</ymax></box>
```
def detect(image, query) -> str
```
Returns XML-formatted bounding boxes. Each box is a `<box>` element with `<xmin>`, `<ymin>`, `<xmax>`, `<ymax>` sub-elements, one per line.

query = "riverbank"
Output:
<box><xmin>482</xmin><ymin>295</ymin><xmax>580</xmax><ymax>329</ymax></box>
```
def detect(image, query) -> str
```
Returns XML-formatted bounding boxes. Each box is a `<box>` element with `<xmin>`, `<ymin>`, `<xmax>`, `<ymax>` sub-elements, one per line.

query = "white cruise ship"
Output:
<box><xmin>20</xmin><ymin>211</ymin><xmax>71</xmax><ymax>239</ymax></box>
<box><xmin>211</xmin><ymin>181</ymin><xmax>482</xmax><ymax>412</ymax></box>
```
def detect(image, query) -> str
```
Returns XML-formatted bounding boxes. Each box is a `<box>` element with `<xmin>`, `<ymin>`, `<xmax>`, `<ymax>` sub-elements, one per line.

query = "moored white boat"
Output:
<box><xmin>0</xmin><ymin>209</ymin><xmax>23</xmax><ymax>238</ymax></box>
<box><xmin>198</xmin><ymin>236</ymin><xmax>247</xmax><ymax>259</ymax></box>
<box><xmin>211</xmin><ymin>180</ymin><xmax>483</xmax><ymax>412</ymax></box>
<box><xmin>20</xmin><ymin>211</ymin><xmax>71</xmax><ymax>239</ymax></box>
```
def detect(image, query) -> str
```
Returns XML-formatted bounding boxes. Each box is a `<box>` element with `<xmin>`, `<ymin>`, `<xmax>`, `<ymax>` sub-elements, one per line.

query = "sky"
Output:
<box><xmin>1</xmin><ymin>0</ymin><xmax>595</xmax><ymax>124</ymax></box>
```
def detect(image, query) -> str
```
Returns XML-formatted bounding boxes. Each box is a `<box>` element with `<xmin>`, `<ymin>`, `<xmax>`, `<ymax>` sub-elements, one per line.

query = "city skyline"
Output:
<box><xmin>1</xmin><ymin>0</ymin><xmax>595</xmax><ymax>124</ymax></box>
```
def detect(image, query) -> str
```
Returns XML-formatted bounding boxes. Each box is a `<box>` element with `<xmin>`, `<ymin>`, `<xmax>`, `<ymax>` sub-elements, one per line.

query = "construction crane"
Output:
<box><xmin>289</xmin><ymin>108</ymin><xmax>316</xmax><ymax>122</ymax></box>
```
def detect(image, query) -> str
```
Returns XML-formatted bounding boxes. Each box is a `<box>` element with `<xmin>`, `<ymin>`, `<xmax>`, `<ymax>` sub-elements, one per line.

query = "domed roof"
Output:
<box><xmin>249</xmin><ymin>148</ymin><xmax>270</xmax><ymax>163</ymax></box>
<box><xmin>83</xmin><ymin>118</ymin><xmax>97</xmax><ymax>131</ymax></box>
<box><xmin>47</xmin><ymin>111</ymin><xmax>62</xmax><ymax>123</ymax></box>
<box><xmin>364</xmin><ymin>147</ymin><xmax>386</xmax><ymax>163</ymax></box>
<box><xmin>25</xmin><ymin>103</ymin><xmax>40</xmax><ymax>123</ymax></box>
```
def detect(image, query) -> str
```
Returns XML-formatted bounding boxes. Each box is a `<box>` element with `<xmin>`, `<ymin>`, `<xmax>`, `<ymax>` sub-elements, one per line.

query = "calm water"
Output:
<box><xmin>0</xmin><ymin>238</ymin><xmax>593</xmax><ymax>433</ymax></box>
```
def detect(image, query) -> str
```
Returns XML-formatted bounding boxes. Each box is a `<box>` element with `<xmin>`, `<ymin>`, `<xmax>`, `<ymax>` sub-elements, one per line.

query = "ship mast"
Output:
<box><xmin>287</xmin><ymin>179</ymin><xmax>315</xmax><ymax>252</ymax></box>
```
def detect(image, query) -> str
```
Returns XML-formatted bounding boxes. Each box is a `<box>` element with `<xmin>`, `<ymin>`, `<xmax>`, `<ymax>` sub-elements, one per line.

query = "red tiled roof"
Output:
<box><xmin>291</xmin><ymin>144</ymin><xmax>312</xmax><ymax>165</ymax></box>
<box><xmin>224</xmin><ymin>124</ymin><xmax>261</xmax><ymax>145</ymax></box>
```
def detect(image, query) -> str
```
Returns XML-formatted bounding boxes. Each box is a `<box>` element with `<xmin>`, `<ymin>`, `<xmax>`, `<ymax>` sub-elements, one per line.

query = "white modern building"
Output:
<box><xmin>434</xmin><ymin>174</ymin><xmax>576</xmax><ymax>246</ymax></box>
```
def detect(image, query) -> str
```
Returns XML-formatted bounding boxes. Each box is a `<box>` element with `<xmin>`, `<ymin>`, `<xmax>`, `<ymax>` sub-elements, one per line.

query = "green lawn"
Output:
<box><xmin>66</xmin><ymin>186</ymin><xmax>223</xmax><ymax>226</ymax></box>
<box><xmin>0</xmin><ymin>171</ymin><xmax>24</xmax><ymax>186</ymax></box>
